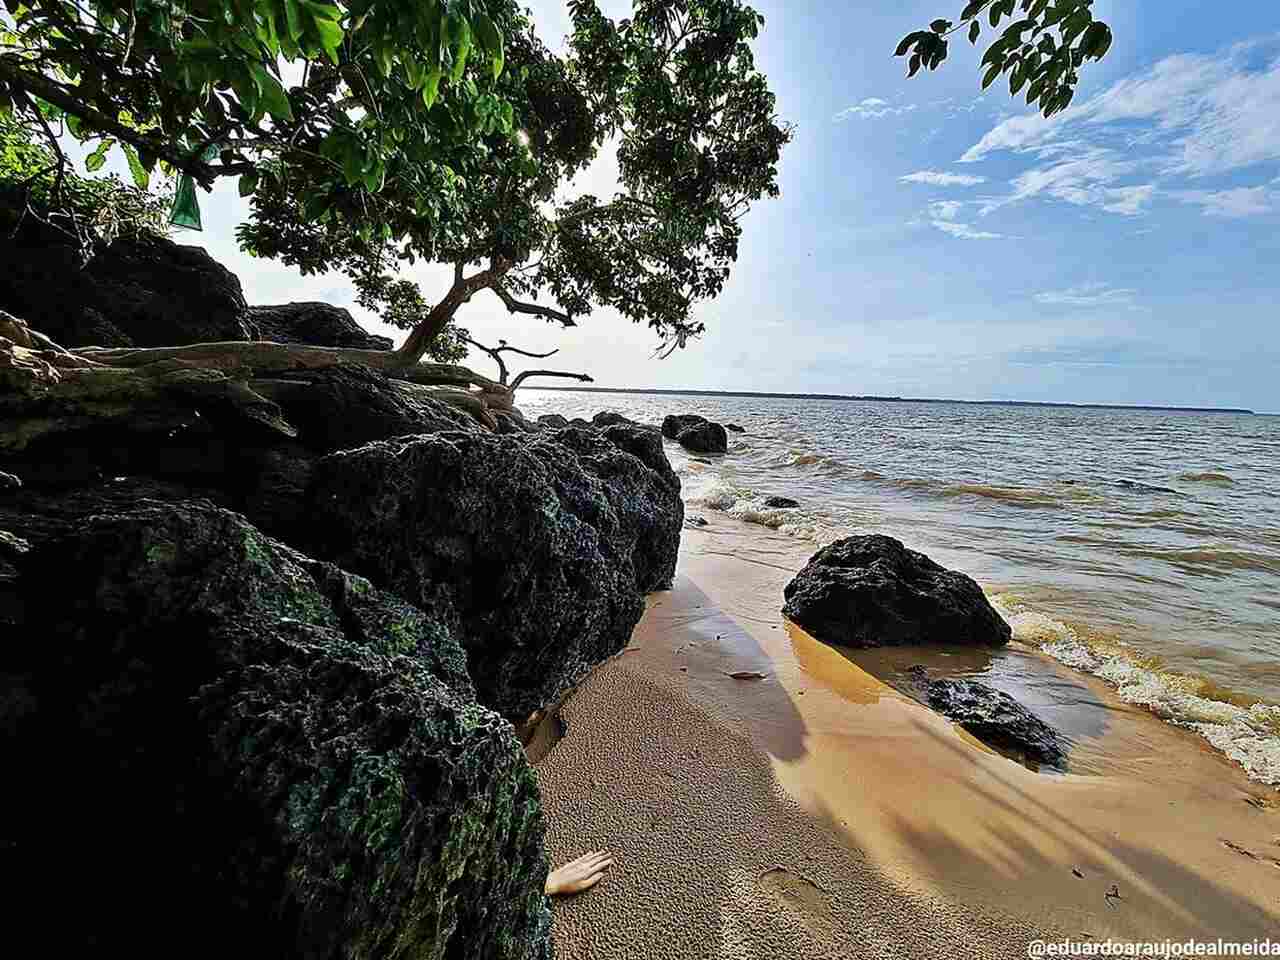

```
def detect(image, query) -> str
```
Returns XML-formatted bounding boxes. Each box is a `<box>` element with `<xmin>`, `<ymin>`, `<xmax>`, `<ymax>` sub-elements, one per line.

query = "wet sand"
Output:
<box><xmin>535</xmin><ymin>514</ymin><xmax>1279</xmax><ymax>958</ymax></box>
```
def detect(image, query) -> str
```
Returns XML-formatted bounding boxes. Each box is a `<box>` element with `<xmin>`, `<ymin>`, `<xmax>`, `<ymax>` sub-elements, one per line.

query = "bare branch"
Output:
<box><xmin>491</xmin><ymin>284</ymin><xmax>575</xmax><ymax>327</ymax></box>
<box><xmin>509</xmin><ymin>369</ymin><xmax>594</xmax><ymax>392</ymax></box>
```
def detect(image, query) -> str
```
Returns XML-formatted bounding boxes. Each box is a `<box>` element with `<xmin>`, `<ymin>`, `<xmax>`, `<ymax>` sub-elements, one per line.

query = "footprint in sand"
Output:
<box><xmin>756</xmin><ymin>867</ymin><xmax>835</xmax><ymax>939</ymax></box>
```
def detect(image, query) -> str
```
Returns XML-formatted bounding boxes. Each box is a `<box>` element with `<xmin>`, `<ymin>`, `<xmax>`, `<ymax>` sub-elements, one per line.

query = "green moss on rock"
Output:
<box><xmin>2</xmin><ymin>501</ymin><xmax>550</xmax><ymax>959</ymax></box>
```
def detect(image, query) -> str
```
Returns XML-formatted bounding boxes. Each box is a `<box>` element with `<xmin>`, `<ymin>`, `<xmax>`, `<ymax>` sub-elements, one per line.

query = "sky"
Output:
<box><xmin>148</xmin><ymin>1</ymin><xmax>1280</xmax><ymax>411</ymax></box>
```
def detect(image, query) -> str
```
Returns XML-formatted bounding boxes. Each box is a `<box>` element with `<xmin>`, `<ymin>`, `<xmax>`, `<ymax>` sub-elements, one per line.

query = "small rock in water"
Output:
<box><xmin>764</xmin><ymin>496</ymin><xmax>799</xmax><ymax>509</ymax></box>
<box><xmin>1116</xmin><ymin>478</ymin><xmax>1178</xmax><ymax>495</ymax></box>
<box><xmin>782</xmin><ymin>535</ymin><xmax>1012</xmax><ymax>649</ymax></box>
<box><xmin>923</xmin><ymin>677</ymin><xmax>1067</xmax><ymax>768</ymax></box>
<box><xmin>0</xmin><ymin>471</ymin><xmax>21</xmax><ymax>493</ymax></box>
<box><xmin>725</xmin><ymin>423</ymin><xmax>746</xmax><ymax>433</ymax></box>
<box><xmin>685</xmin><ymin>515</ymin><xmax>709</xmax><ymax>528</ymax></box>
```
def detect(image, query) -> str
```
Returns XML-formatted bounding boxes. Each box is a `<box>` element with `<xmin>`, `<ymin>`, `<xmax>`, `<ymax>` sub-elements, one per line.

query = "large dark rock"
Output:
<box><xmin>918</xmin><ymin>674</ymin><xmax>1067</xmax><ymax>768</ymax></box>
<box><xmin>1</xmin><ymin>500</ymin><xmax>551</xmax><ymax>958</ymax></box>
<box><xmin>537</xmin><ymin>414</ymin><xmax>570</xmax><ymax>429</ymax></box>
<box><xmin>262</xmin><ymin>365</ymin><xmax>480</xmax><ymax>452</ymax></box>
<box><xmin>661</xmin><ymin>413</ymin><xmax>709</xmax><ymax>439</ymax></box>
<box><xmin>558</xmin><ymin>424</ymin><xmax>683</xmax><ymax>593</ymax></box>
<box><xmin>782</xmin><ymin>535</ymin><xmax>1011</xmax><ymax>649</ymax></box>
<box><xmin>249</xmin><ymin>302</ymin><xmax>393</xmax><ymax>351</ymax></box>
<box><xmin>592</xmin><ymin>411</ymin><xmax>636</xmax><ymax>428</ymax></box>
<box><xmin>0</xmin><ymin>216</ymin><xmax>252</xmax><ymax>347</ymax></box>
<box><xmin>660</xmin><ymin>413</ymin><xmax>728</xmax><ymax>454</ymax></box>
<box><xmin>304</xmin><ymin>429</ymin><xmax>680</xmax><ymax>718</ymax></box>
<box><xmin>675</xmin><ymin>420</ymin><xmax>728</xmax><ymax>454</ymax></box>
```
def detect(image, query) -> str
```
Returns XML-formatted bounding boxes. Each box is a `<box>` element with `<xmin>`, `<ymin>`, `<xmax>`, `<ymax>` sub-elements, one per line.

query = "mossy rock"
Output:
<box><xmin>1</xmin><ymin>501</ymin><xmax>551</xmax><ymax>959</ymax></box>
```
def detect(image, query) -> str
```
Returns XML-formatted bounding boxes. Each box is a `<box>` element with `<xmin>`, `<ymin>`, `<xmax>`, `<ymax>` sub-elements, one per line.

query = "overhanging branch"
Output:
<box><xmin>491</xmin><ymin>284</ymin><xmax>574</xmax><ymax>327</ymax></box>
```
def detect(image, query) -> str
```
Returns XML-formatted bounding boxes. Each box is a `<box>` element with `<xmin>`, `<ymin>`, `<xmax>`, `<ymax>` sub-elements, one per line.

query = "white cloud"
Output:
<box><xmin>928</xmin><ymin>200</ymin><xmax>965</xmax><ymax>221</ymax></box>
<box><xmin>899</xmin><ymin>170</ymin><xmax>987</xmax><ymax>187</ymax></box>
<box><xmin>963</xmin><ymin>41</ymin><xmax>1280</xmax><ymax>177</ymax></box>
<box><xmin>1034</xmin><ymin>283</ymin><xmax>1138</xmax><ymax>308</ymax></box>
<box><xmin>1171</xmin><ymin>185</ymin><xmax>1275</xmax><ymax>217</ymax></box>
<box><xmin>836</xmin><ymin>98</ymin><xmax>917</xmax><ymax>121</ymax></box>
<box><xmin>931</xmin><ymin>220</ymin><xmax>1006</xmax><ymax>240</ymax></box>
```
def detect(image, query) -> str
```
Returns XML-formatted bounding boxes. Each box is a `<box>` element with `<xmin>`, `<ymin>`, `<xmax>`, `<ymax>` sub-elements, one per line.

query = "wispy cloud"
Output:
<box><xmin>1034</xmin><ymin>282</ymin><xmax>1138</xmax><ymax>308</ymax></box>
<box><xmin>900</xmin><ymin>170</ymin><xmax>986</xmax><ymax>187</ymax></box>
<box><xmin>956</xmin><ymin>40</ymin><xmax>1280</xmax><ymax>220</ymax></box>
<box><xmin>1171</xmin><ymin>185</ymin><xmax>1275</xmax><ymax>217</ymax></box>
<box><xmin>932</xmin><ymin>220</ymin><xmax>1007</xmax><ymax>240</ymax></box>
<box><xmin>836</xmin><ymin>97</ymin><xmax>917</xmax><ymax>121</ymax></box>
<box><xmin>928</xmin><ymin>200</ymin><xmax>965</xmax><ymax>221</ymax></box>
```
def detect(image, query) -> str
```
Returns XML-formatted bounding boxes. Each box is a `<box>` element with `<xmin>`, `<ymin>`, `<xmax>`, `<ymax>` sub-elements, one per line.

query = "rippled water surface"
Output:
<box><xmin>521</xmin><ymin>390</ymin><xmax>1280</xmax><ymax>781</ymax></box>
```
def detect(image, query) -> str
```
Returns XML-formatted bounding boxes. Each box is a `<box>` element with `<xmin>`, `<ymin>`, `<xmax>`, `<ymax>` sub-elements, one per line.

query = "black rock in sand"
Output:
<box><xmin>782</xmin><ymin>535</ymin><xmax>1011</xmax><ymax>648</ymax></box>
<box><xmin>919</xmin><ymin>675</ymin><xmax>1067</xmax><ymax>767</ymax></box>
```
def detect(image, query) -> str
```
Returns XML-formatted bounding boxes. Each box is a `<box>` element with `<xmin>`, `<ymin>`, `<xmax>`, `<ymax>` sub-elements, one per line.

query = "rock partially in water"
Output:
<box><xmin>726</xmin><ymin>423</ymin><xmax>746</xmax><ymax>433</ymax></box>
<box><xmin>248</xmin><ymin>301</ymin><xmax>393</xmax><ymax>350</ymax></box>
<box><xmin>764</xmin><ymin>496</ymin><xmax>800</xmax><ymax>509</ymax></box>
<box><xmin>677</xmin><ymin>421</ymin><xmax>729</xmax><ymax>455</ymax></box>
<box><xmin>537</xmin><ymin>413</ymin><xmax>570</xmax><ymax>429</ymax></box>
<box><xmin>661</xmin><ymin>414</ymin><xmax>728</xmax><ymax>454</ymax></box>
<box><xmin>305</xmin><ymin>428</ymin><xmax>678</xmax><ymax>717</ymax></box>
<box><xmin>0</xmin><ymin>471</ymin><xmax>19</xmax><ymax>493</ymax></box>
<box><xmin>2</xmin><ymin>500</ymin><xmax>551</xmax><ymax>958</ymax></box>
<box><xmin>1116</xmin><ymin>478</ymin><xmax>1179</xmax><ymax>495</ymax></box>
<box><xmin>685</xmin><ymin>515</ymin><xmax>709</xmax><ymax>528</ymax></box>
<box><xmin>920</xmin><ymin>675</ymin><xmax>1067</xmax><ymax>768</ymax></box>
<box><xmin>782</xmin><ymin>535</ymin><xmax>1011</xmax><ymax>649</ymax></box>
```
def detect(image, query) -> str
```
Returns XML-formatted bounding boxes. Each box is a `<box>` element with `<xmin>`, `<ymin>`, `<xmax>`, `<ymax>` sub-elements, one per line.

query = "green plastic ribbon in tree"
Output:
<box><xmin>169</xmin><ymin>143</ymin><xmax>221</xmax><ymax>231</ymax></box>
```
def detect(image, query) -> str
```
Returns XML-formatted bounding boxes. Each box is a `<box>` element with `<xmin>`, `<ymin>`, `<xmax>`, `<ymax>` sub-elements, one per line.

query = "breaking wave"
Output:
<box><xmin>990</xmin><ymin>594</ymin><xmax>1280</xmax><ymax>785</ymax></box>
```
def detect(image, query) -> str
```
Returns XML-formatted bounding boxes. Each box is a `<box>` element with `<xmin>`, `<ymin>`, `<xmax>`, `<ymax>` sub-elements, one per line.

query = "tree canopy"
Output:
<box><xmin>896</xmin><ymin>0</ymin><xmax>1113</xmax><ymax>117</ymax></box>
<box><xmin>1</xmin><ymin>0</ymin><xmax>790</xmax><ymax>366</ymax></box>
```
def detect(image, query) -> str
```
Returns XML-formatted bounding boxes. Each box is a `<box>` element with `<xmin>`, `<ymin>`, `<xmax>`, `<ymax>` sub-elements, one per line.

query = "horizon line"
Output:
<box><xmin>523</xmin><ymin>385</ymin><xmax>1259</xmax><ymax>416</ymax></box>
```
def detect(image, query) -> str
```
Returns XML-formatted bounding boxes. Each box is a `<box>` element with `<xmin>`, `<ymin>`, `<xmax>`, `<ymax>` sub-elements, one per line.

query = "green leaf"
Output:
<box><xmin>85</xmin><ymin>138</ymin><xmax>113</xmax><ymax>172</ymax></box>
<box><xmin>969</xmin><ymin>21</ymin><xmax>981</xmax><ymax>44</ymax></box>
<box><xmin>283</xmin><ymin>0</ymin><xmax>304</xmax><ymax>42</ymax></box>
<box><xmin>251</xmin><ymin>63</ymin><xmax>294</xmax><ymax>121</ymax></box>
<box><xmin>473</xmin><ymin>12</ymin><xmax>504</xmax><ymax>79</ymax></box>
<box><xmin>122</xmin><ymin>143</ymin><xmax>149</xmax><ymax>189</ymax></box>
<box><xmin>908</xmin><ymin>52</ymin><xmax>922</xmax><ymax>78</ymax></box>
<box><xmin>982</xmin><ymin>63</ymin><xmax>1001</xmax><ymax>89</ymax></box>
<box><xmin>422</xmin><ymin>68</ymin><xmax>443</xmax><ymax>108</ymax></box>
<box><xmin>930</xmin><ymin>19</ymin><xmax>951</xmax><ymax>33</ymax></box>
<box><xmin>1080</xmin><ymin>22</ymin><xmax>1111</xmax><ymax>60</ymax></box>
<box><xmin>447</xmin><ymin>13</ymin><xmax>471</xmax><ymax>84</ymax></box>
<box><xmin>313</xmin><ymin>16</ymin><xmax>343</xmax><ymax>64</ymax></box>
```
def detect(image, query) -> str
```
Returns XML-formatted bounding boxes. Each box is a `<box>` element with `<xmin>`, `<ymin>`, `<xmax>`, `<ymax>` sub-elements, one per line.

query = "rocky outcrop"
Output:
<box><xmin>764</xmin><ymin>496</ymin><xmax>799</xmax><ymax>509</ymax></box>
<box><xmin>537</xmin><ymin>413</ymin><xmax>570</xmax><ymax>429</ymax></box>
<box><xmin>782</xmin><ymin>535</ymin><xmax>1011</xmax><ymax>649</ymax></box>
<box><xmin>912</xmin><ymin>671</ymin><xmax>1066</xmax><ymax>767</ymax></box>
<box><xmin>1</xmin><ymin>500</ymin><xmax>552</xmax><ymax>958</ymax></box>
<box><xmin>0</xmin><ymin>215</ymin><xmax>252</xmax><ymax>348</ymax></box>
<box><xmin>248</xmin><ymin>302</ymin><xmax>393</xmax><ymax>350</ymax></box>
<box><xmin>661</xmin><ymin>413</ymin><xmax>728</xmax><ymax>454</ymax></box>
<box><xmin>303</xmin><ymin>428</ymin><xmax>680</xmax><ymax>718</ymax></box>
<box><xmin>592</xmin><ymin>411</ymin><xmax>636</xmax><ymax>428</ymax></box>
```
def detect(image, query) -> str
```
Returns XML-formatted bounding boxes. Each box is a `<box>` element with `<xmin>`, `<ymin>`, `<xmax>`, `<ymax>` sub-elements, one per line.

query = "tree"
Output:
<box><xmin>896</xmin><ymin>0</ymin><xmax>1113</xmax><ymax>117</ymax></box>
<box><xmin>236</xmin><ymin>0</ymin><xmax>792</xmax><ymax>369</ymax></box>
<box><xmin>1</xmin><ymin>0</ymin><xmax>789</xmax><ymax>378</ymax></box>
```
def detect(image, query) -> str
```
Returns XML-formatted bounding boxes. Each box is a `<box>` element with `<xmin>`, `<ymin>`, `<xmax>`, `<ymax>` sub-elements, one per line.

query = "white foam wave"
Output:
<box><xmin>990</xmin><ymin>595</ymin><xmax>1280</xmax><ymax>785</ymax></box>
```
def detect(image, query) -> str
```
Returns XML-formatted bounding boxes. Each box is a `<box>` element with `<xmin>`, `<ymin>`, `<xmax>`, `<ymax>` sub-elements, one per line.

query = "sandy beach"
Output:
<box><xmin>535</xmin><ymin>513</ymin><xmax>1280</xmax><ymax>959</ymax></box>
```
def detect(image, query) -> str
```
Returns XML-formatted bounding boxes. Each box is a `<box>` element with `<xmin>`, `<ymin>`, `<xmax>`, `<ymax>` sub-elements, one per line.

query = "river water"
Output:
<box><xmin>519</xmin><ymin>389</ymin><xmax>1280</xmax><ymax>784</ymax></box>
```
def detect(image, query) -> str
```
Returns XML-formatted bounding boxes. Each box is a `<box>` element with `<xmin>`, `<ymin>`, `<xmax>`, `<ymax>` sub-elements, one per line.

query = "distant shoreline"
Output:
<box><xmin>524</xmin><ymin>385</ymin><xmax>1255</xmax><ymax>416</ymax></box>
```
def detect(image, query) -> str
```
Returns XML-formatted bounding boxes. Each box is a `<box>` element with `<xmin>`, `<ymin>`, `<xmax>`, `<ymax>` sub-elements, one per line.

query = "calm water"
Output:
<box><xmin>520</xmin><ymin>390</ymin><xmax>1280</xmax><ymax>783</ymax></box>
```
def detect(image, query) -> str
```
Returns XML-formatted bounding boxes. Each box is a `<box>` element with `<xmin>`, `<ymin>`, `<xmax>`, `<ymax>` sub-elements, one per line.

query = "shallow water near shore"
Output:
<box><xmin>522</xmin><ymin>389</ymin><xmax>1280</xmax><ymax>784</ymax></box>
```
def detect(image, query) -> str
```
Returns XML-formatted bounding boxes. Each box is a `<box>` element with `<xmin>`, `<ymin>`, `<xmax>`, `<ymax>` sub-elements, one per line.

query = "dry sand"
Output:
<box><xmin>535</xmin><ymin>514</ymin><xmax>1280</xmax><ymax>959</ymax></box>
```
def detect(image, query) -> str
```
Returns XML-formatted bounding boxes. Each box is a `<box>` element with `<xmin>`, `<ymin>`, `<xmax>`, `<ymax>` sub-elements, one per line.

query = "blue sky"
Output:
<box><xmin>174</xmin><ymin>2</ymin><xmax>1280</xmax><ymax>411</ymax></box>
